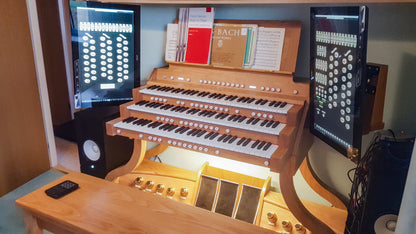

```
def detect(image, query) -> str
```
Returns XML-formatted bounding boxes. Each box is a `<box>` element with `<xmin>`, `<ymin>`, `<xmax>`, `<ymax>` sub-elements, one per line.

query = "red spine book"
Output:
<box><xmin>185</xmin><ymin>8</ymin><xmax>215</xmax><ymax>64</ymax></box>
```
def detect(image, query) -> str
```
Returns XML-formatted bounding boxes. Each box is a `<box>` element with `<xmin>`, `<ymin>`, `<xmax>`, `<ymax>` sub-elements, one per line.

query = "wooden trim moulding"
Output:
<box><xmin>99</xmin><ymin>0</ymin><xmax>416</xmax><ymax>4</ymax></box>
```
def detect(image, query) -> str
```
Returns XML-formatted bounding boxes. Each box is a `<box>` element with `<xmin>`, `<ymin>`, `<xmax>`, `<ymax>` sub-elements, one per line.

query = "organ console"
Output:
<box><xmin>105</xmin><ymin>20</ymin><xmax>347</xmax><ymax>233</ymax></box>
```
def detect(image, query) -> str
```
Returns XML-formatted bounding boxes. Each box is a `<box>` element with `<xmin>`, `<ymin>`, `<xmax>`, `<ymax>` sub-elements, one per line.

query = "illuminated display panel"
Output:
<box><xmin>310</xmin><ymin>6</ymin><xmax>368</xmax><ymax>158</ymax></box>
<box><xmin>70</xmin><ymin>1</ymin><xmax>140</xmax><ymax>108</ymax></box>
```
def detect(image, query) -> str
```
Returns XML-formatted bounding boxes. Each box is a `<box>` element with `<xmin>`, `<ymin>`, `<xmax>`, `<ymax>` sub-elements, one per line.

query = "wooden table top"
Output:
<box><xmin>16</xmin><ymin>172</ymin><xmax>275</xmax><ymax>233</ymax></box>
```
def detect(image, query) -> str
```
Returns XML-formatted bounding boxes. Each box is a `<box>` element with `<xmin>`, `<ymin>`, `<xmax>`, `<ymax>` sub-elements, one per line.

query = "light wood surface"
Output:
<box><xmin>262</xmin><ymin>191</ymin><xmax>347</xmax><ymax>234</ymax></box>
<box><xmin>100</xmin><ymin>0</ymin><xmax>416</xmax><ymax>4</ymax></box>
<box><xmin>0</xmin><ymin>0</ymin><xmax>50</xmax><ymax>196</ymax></box>
<box><xmin>16</xmin><ymin>172</ymin><xmax>276</xmax><ymax>234</ymax></box>
<box><xmin>279</xmin><ymin>157</ymin><xmax>335</xmax><ymax>233</ymax></box>
<box><xmin>299</xmin><ymin>155</ymin><xmax>348</xmax><ymax>210</ymax></box>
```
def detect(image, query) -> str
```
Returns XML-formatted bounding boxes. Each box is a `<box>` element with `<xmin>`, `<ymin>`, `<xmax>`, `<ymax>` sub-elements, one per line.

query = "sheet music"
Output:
<box><xmin>165</xmin><ymin>23</ymin><xmax>178</xmax><ymax>62</ymax></box>
<box><xmin>251</xmin><ymin>27</ymin><xmax>285</xmax><ymax>71</ymax></box>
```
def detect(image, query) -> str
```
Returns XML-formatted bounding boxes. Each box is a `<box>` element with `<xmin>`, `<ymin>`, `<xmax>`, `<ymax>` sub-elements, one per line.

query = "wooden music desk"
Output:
<box><xmin>16</xmin><ymin>172</ymin><xmax>275</xmax><ymax>234</ymax></box>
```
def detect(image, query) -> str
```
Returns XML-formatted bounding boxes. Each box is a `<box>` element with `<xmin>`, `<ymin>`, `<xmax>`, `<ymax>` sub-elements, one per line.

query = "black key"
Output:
<box><xmin>159</xmin><ymin>123</ymin><xmax>169</xmax><ymax>130</ymax></box>
<box><xmin>187</xmin><ymin>108</ymin><xmax>195</xmax><ymax>114</ymax></box>
<box><xmin>252</xmin><ymin>118</ymin><xmax>260</xmax><ymax>125</ymax></box>
<box><xmin>215</xmin><ymin>113</ymin><xmax>224</xmax><ymax>119</ymax></box>
<box><xmin>274</xmin><ymin>101</ymin><xmax>282</xmax><ymax>107</ymax></box>
<box><xmin>247</xmin><ymin>98</ymin><xmax>256</xmax><ymax>104</ymax></box>
<box><xmin>147</xmin><ymin>121</ymin><xmax>156</xmax><ymax>128</ymax></box>
<box><xmin>205</xmin><ymin>132</ymin><xmax>214</xmax><ymax>139</ymax></box>
<box><xmin>192</xmin><ymin>129</ymin><xmax>201</xmax><ymax>136</ymax></box>
<box><xmin>247</xmin><ymin>118</ymin><xmax>254</xmax><ymax>124</ymax></box>
<box><xmin>280</xmin><ymin>102</ymin><xmax>287</xmax><ymax>108</ymax></box>
<box><xmin>203</xmin><ymin>111</ymin><xmax>211</xmax><ymax>117</ymax></box>
<box><xmin>229</xmin><ymin>96</ymin><xmax>238</xmax><ymax>101</ymax></box>
<box><xmin>255</xmin><ymin>99</ymin><xmax>263</xmax><ymax>105</ymax></box>
<box><xmin>224</xmin><ymin>95</ymin><xmax>232</xmax><ymax>100</ymax></box>
<box><xmin>237</xmin><ymin>137</ymin><xmax>246</xmax><ymax>145</ymax></box>
<box><xmin>269</xmin><ymin>101</ymin><xmax>276</xmax><ymax>107</ymax></box>
<box><xmin>197</xmin><ymin>92</ymin><xmax>206</xmax><ymax>97</ymax></box>
<box><xmin>201</xmin><ymin>92</ymin><xmax>210</xmax><ymax>97</ymax></box>
<box><xmin>260</xmin><ymin>120</ymin><xmax>268</xmax><ymax>126</ymax></box>
<box><xmin>171</xmin><ymin>106</ymin><xmax>180</xmax><ymax>112</ymax></box>
<box><xmin>242</xmin><ymin>138</ymin><xmax>251</xmax><ymax>146</ymax></box>
<box><xmin>141</xmin><ymin>120</ymin><xmax>151</xmax><ymax>126</ymax></box>
<box><xmin>266</xmin><ymin>121</ymin><xmax>274</xmax><ymax>127</ymax></box>
<box><xmin>210</xmin><ymin>132</ymin><xmax>219</xmax><ymax>140</ymax></box>
<box><xmin>263</xmin><ymin>142</ymin><xmax>272</xmax><ymax>151</ymax></box>
<box><xmin>145</xmin><ymin>102</ymin><xmax>154</xmax><ymax>107</ymax></box>
<box><xmin>197</xmin><ymin>130</ymin><xmax>207</xmax><ymax>137</ymax></box>
<box><xmin>153</xmin><ymin>103</ymin><xmax>164</xmax><ymax>108</ymax></box>
<box><xmin>208</xmin><ymin>112</ymin><xmax>216</xmax><ymax>117</ymax></box>
<box><xmin>223</xmin><ymin>135</ymin><xmax>232</xmax><ymax>142</ymax></box>
<box><xmin>257</xmin><ymin>141</ymin><xmax>266</xmax><ymax>150</ymax></box>
<box><xmin>251</xmin><ymin>140</ymin><xmax>261</xmax><ymax>148</ymax></box>
<box><xmin>152</xmin><ymin>122</ymin><xmax>163</xmax><ymax>128</ymax></box>
<box><xmin>237</xmin><ymin>97</ymin><xmax>245</xmax><ymax>102</ymax></box>
<box><xmin>175</xmin><ymin>126</ymin><xmax>185</xmax><ymax>133</ymax></box>
<box><xmin>232</xmin><ymin>115</ymin><xmax>240</xmax><ymax>122</ymax></box>
<box><xmin>229</xmin><ymin>136</ymin><xmax>237</xmax><ymax>144</ymax></box>
<box><xmin>218</xmin><ymin>94</ymin><xmax>227</xmax><ymax>99</ymax></box>
<box><xmin>208</xmin><ymin>93</ymin><xmax>217</xmax><ymax>98</ymax></box>
<box><xmin>135</xmin><ymin>100</ymin><xmax>148</xmax><ymax>106</ymax></box>
<box><xmin>148</xmin><ymin>85</ymin><xmax>158</xmax><ymax>90</ymax></box>
<box><xmin>228</xmin><ymin>115</ymin><xmax>237</xmax><ymax>121</ymax></box>
<box><xmin>191</xmin><ymin>109</ymin><xmax>201</xmax><ymax>115</ymax></box>
<box><xmin>272</xmin><ymin>121</ymin><xmax>280</xmax><ymax>128</ymax></box>
<box><xmin>168</xmin><ymin>125</ymin><xmax>178</xmax><ymax>132</ymax></box>
<box><xmin>180</xmin><ymin>127</ymin><xmax>190</xmax><ymax>134</ymax></box>
<box><xmin>187</xmin><ymin>129</ymin><xmax>197</xmax><ymax>135</ymax></box>
<box><xmin>132</xmin><ymin>119</ymin><xmax>143</xmax><ymax>125</ymax></box>
<box><xmin>260</xmin><ymin>100</ymin><xmax>268</xmax><ymax>105</ymax></box>
<box><xmin>220</xmin><ymin>113</ymin><xmax>228</xmax><ymax>119</ymax></box>
<box><xmin>199</xmin><ymin>110</ymin><xmax>208</xmax><ymax>116</ymax></box>
<box><xmin>217</xmin><ymin>134</ymin><xmax>227</xmax><ymax>142</ymax></box>
<box><xmin>237</xmin><ymin>116</ymin><xmax>247</xmax><ymax>123</ymax></box>
<box><xmin>123</xmin><ymin>117</ymin><xmax>136</xmax><ymax>123</ymax></box>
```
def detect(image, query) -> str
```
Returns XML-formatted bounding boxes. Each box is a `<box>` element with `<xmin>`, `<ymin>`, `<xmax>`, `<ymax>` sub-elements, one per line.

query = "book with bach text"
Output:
<box><xmin>211</xmin><ymin>24</ymin><xmax>258</xmax><ymax>68</ymax></box>
<box><xmin>184</xmin><ymin>8</ymin><xmax>215</xmax><ymax>64</ymax></box>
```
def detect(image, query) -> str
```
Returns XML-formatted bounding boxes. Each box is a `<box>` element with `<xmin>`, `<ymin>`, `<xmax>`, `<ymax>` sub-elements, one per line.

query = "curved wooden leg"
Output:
<box><xmin>300</xmin><ymin>155</ymin><xmax>348</xmax><ymax>210</ymax></box>
<box><xmin>144</xmin><ymin>144</ymin><xmax>169</xmax><ymax>160</ymax></box>
<box><xmin>280</xmin><ymin>158</ymin><xmax>335</xmax><ymax>234</ymax></box>
<box><xmin>105</xmin><ymin>139</ymin><xmax>147</xmax><ymax>181</ymax></box>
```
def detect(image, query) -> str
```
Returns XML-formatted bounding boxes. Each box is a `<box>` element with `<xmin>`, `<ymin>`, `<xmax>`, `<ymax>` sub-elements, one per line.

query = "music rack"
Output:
<box><xmin>105</xmin><ymin>20</ymin><xmax>344</xmax><ymax>233</ymax></box>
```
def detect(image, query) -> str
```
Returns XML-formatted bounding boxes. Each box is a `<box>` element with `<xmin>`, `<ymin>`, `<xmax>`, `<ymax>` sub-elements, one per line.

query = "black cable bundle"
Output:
<box><xmin>344</xmin><ymin>131</ymin><xmax>391</xmax><ymax>234</ymax></box>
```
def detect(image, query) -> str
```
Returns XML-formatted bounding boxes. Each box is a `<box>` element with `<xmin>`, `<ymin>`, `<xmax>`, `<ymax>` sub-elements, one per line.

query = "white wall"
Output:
<box><xmin>140</xmin><ymin>3</ymin><xmax>416</xmax><ymax>205</ymax></box>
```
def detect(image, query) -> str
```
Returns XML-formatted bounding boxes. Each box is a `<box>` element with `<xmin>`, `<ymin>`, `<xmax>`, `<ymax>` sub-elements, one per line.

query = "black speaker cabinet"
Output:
<box><xmin>348</xmin><ymin>137</ymin><xmax>414</xmax><ymax>234</ymax></box>
<box><xmin>75</xmin><ymin>106</ymin><xmax>134</xmax><ymax>178</ymax></box>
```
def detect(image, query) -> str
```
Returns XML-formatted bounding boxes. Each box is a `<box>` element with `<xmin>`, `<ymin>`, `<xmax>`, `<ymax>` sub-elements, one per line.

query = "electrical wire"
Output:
<box><xmin>345</xmin><ymin>131</ymin><xmax>386</xmax><ymax>234</ymax></box>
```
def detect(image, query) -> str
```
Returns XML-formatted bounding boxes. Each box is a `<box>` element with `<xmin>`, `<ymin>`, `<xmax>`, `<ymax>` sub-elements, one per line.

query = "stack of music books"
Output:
<box><xmin>165</xmin><ymin>7</ymin><xmax>215</xmax><ymax>64</ymax></box>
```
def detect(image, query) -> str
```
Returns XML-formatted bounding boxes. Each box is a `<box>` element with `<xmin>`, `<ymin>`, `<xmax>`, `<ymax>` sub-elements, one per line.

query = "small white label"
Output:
<box><xmin>167</xmin><ymin>196</ymin><xmax>173</xmax><ymax>199</ymax></box>
<box><xmin>156</xmin><ymin>192</ymin><xmax>162</xmax><ymax>195</ymax></box>
<box><xmin>268</xmin><ymin>221</ymin><xmax>275</xmax><ymax>226</ymax></box>
<box><xmin>145</xmin><ymin>188</ymin><xmax>152</xmax><ymax>192</ymax></box>
<box><xmin>241</xmin><ymin>28</ymin><xmax>247</xmax><ymax>36</ymax></box>
<box><xmin>180</xmin><ymin>196</ymin><xmax>186</xmax><ymax>200</ymax></box>
<box><xmin>100</xmin><ymin>83</ymin><xmax>115</xmax><ymax>89</ymax></box>
<box><xmin>134</xmin><ymin>185</ymin><xmax>142</xmax><ymax>189</ymax></box>
<box><xmin>249</xmin><ymin>85</ymin><xmax>257</xmax><ymax>89</ymax></box>
<box><xmin>178</xmin><ymin>77</ymin><xmax>184</xmax><ymax>81</ymax></box>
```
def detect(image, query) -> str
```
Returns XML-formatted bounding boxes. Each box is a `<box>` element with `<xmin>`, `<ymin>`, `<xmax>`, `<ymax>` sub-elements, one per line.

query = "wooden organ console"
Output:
<box><xmin>105</xmin><ymin>20</ymin><xmax>347</xmax><ymax>233</ymax></box>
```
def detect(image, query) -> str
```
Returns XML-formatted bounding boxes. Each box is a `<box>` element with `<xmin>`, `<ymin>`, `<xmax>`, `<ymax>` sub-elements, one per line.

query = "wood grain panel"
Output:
<box><xmin>0</xmin><ymin>0</ymin><xmax>50</xmax><ymax>196</ymax></box>
<box><xmin>99</xmin><ymin>0</ymin><xmax>416</xmax><ymax>4</ymax></box>
<box><xmin>17</xmin><ymin>172</ymin><xmax>276</xmax><ymax>233</ymax></box>
<box><xmin>36</xmin><ymin>0</ymin><xmax>71</xmax><ymax>126</ymax></box>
